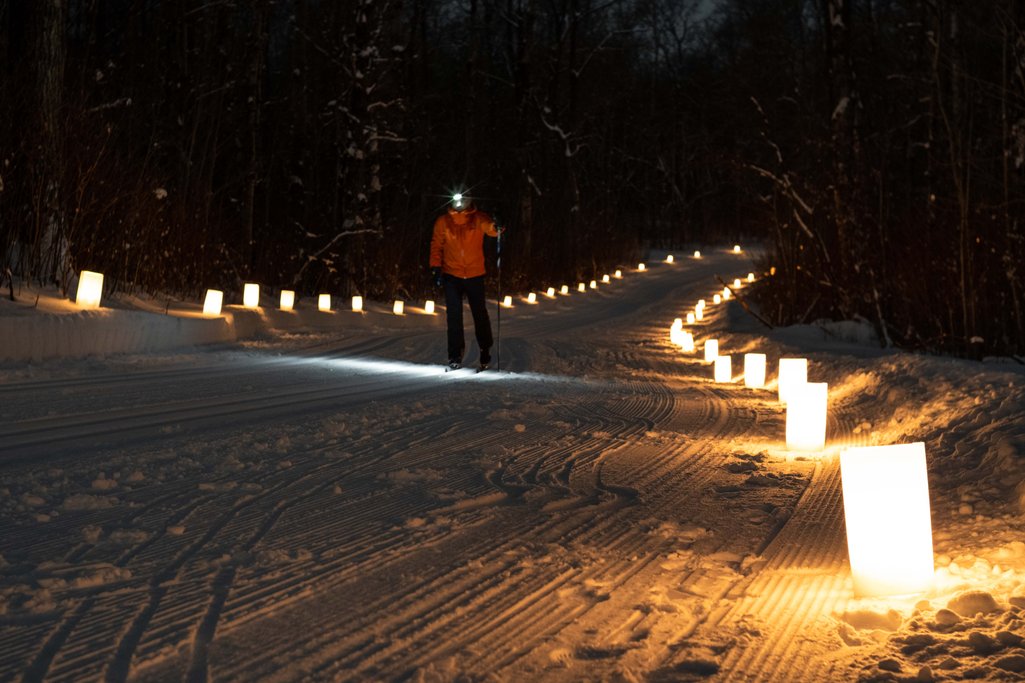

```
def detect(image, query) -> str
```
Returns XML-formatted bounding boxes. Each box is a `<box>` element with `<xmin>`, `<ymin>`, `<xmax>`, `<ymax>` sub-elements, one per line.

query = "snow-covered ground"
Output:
<box><xmin>1</xmin><ymin>252</ymin><xmax>1024</xmax><ymax>682</ymax></box>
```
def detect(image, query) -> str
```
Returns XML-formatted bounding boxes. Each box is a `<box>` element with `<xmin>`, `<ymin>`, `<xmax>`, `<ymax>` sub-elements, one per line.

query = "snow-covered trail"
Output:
<box><xmin>4</xmin><ymin>253</ymin><xmax>1022</xmax><ymax>682</ymax></box>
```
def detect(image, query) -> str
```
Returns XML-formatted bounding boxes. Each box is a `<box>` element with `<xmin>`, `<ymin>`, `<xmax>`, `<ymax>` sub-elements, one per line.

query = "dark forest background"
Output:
<box><xmin>1</xmin><ymin>0</ymin><xmax>1024</xmax><ymax>356</ymax></box>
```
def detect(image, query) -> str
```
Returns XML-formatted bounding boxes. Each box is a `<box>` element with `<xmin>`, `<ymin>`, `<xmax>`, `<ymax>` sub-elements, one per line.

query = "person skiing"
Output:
<box><xmin>429</xmin><ymin>193</ymin><xmax>501</xmax><ymax>371</ymax></box>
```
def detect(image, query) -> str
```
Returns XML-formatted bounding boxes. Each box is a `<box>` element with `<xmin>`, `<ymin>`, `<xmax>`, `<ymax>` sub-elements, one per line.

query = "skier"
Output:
<box><xmin>429</xmin><ymin>193</ymin><xmax>502</xmax><ymax>371</ymax></box>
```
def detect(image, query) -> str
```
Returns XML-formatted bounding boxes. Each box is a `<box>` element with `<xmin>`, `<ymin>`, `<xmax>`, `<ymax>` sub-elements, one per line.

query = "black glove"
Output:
<box><xmin>431</xmin><ymin>268</ymin><xmax>442</xmax><ymax>288</ymax></box>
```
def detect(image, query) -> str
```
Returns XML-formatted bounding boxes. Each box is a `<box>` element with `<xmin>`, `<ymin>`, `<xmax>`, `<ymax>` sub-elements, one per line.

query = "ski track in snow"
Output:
<box><xmin>2</xmin><ymin>253</ymin><xmax>1024</xmax><ymax>682</ymax></box>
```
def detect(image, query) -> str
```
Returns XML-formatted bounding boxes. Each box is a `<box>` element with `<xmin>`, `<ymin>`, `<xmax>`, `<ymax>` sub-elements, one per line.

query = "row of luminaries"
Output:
<box><xmin>668</xmin><ymin>283</ymin><xmax>935</xmax><ymax>600</ymax></box>
<box><xmin>71</xmin><ymin>247</ymin><xmax>751</xmax><ymax>315</ymax></box>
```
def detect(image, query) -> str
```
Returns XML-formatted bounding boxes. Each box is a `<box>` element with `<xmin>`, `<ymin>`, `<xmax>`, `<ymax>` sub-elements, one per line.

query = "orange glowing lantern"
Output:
<box><xmin>704</xmin><ymin>339</ymin><xmax>718</xmax><ymax>362</ymax></box>
<box><xmin>777</xmin><ymin>358</ymin><xmax>808</xmax><ymax>403</ymax></box>
<box><xmin>243</xmin><ymin>283</ymin><xmax>260</xmax><ymax>308</ymax></box>
<box><xmin>714</xmin><ymin>355</ymin><xmax>733</xmax><ymax>383</ymax></box>
<box><xmin>744</xmin><ymin>353</ymin><xmax>766</xmax><ymax>388</ymax></box>
<box><xmin>786</xmin><ymin>382</ymin><xmax>827</xmax><ymax>451</ymax></box>
<box><xmin>203</xmin><ymin>289</ymin><xmax>223</xmax><ymax>316</ymax></box>
<box><xmin>76</xmin><ymin>270</ymin><xmax>104</xmax><ymax>308</ymax></box>
<box><xmin>840</xmin><ymin>443</ymin><xmax>935</xmax><ymax>597</ymax></box>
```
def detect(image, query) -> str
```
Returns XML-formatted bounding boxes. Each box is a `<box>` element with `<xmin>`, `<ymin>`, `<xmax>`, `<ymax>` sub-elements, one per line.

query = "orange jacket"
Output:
<box><xmin>429</xmin><ymin>207</ymin><xmax>498</xmax><ymax>279</ymax></box>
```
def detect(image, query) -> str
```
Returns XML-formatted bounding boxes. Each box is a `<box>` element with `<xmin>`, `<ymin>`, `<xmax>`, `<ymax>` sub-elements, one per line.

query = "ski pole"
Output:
<box><xmin>496</xmin><ymin>224</ymin><xmax>502</xmax><ymax>372</ymax></box>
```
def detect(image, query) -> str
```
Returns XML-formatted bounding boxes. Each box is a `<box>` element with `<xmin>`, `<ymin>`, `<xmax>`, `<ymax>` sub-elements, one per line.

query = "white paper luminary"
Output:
<box><xmin>786</xmin><ymin>382</ymin><xmax>828</xmax><ymax>451</ymax></box>
<box><xmin>393</xmin><ymin>300</ymin><xmax>404</xmax><ymax>315</ymax></box>
<box><xmin>351</xmin><ymin>295</ymin><xmax>363</xmax><ymax>312</ymax></box>
<box><xmin>840</xmin><ymin>442</ymin><xmax>934</xmax><ymax>597</ymax></box>
<box><xmin>682</xmin><ymin>332</ymin><xmax>695</xmax><ymax>353</ymax></box>
<box><xmin>733</xmin><ymin>244</ymin><xmax>741</xmax><ymax>253</ymax></box>
<box><xmin>318</xmin><ymin>294</ymin><xmax>331</xmax><ymax>311</ymax></box>
<box><xmin>666</xmin><ymin>254</ymin><xmax>674</xmax><ymax>263</ymax></box>
<box><xmin>527</xmin><ymin>292</ymin><xmax>537</xmax><ymax>304</ymax></box>
<box><xmin>744</xmin><ymin>353</ymin><xmax>766</xmax><ymax>388</ymax></box>
<box><xmin>733</xmin><ymin>278</ymin><xmax>742</xmax><ymax>289</ymax></box>
<box><xmin>578</xmin><ymin>283</ymin><xmax>586</xmax><ymax>293</ymax></box>
<box><xmin>686</xmin><ymin>312</ymin><xmax>696</xmax><ymax>325</ymax></box>
<box><xmin>638</xmin><ymin>263</ymin><xmax>646</xmax><ymax>271</ymax></box>
<box><xmin>713</xmin><ymin>294</ymin><xmax>722</xmax><ymax>305</ymax></box>
<box><xmin>697</xmin><ymin>299</ymin><xmax>706</xmax><ymax>310</ymax></box>
<box><xmin>723</xmin><ymin>287</ymin><xmax>731</xmax><ymax>300</ymax></box>
<box><xmin>76</xmin><ymin>270</ymin><xmax>104</xmax><ymax>308</ymax></box>
<box><xmin>614</xmin><ymin>270</ymin><xmax>623</xmax><ymax>279</ymax></box>
<box><xmin>243</xmin><ymin>283</ymin><xmax>260</xmax><ymax>308</ymax></box>
<box><xmin>695</xmin><ymin>308</ymin><xmax>704</xmax><ymax>321</ymax></box>
<box><xmin>203</xmin><ymin>289</ymin><xmax>223</xmax><ymax>316</ymax></box>
<box><xmin>777</xmin><ymin>358</ymin><xmax>808</xmax><ymax>403</ymax></box>
<box><xmin>424</xmin><ymin>300</ymin><xmax>435</xmax><ymax>314</ymax></box>
<box><xmin>602</xmin><ymin>274</ymin><xmax>610</xmax><ymax>283</ymax></box>
<box><xmin>589</xmin><ymin>280</ymin><xmax>597</xmax><ymax>289</ymax></box>
<box><xmin>714</xmin><ymin>355</ymin><xmax>733</xmax><ymax>383</ymax></box>
<box><xmin>704</xmin><ymin>339</ymin><xmax>718</xmax><ymax>362</ymax></box>
<box><xmin>280</xmin><ymin>290</ymin><xmax>296</xmax><ymax>311</ymax></box>
<box><xmin>546</xmin><ymin>287</ymin><xmax>556</xmax><ymax>298</ymax></box>
<box><xmin>693</xmin><ymin>250</ymin><xmax>701</xmax><ymax>258</ymax></box>
<box><xmin>748</xmin><ymin>272</ymin><xmax>755</xmax><ymax>282</ymax></box>
<box><xmin>560</xmin><ymin>285</ymin><xmax>569</xmax><ymax>295</ymax></box>
<box><xmin>671</xmin><ymin>318</ymin><xmax>683</xmax><ymax>331</ymax></box>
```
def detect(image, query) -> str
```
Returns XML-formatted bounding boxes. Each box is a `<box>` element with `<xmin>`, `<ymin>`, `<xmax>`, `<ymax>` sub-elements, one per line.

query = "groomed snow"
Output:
<box><xmin>1</xmin><ymin>252</ymin><xmax>1023</xmax><ymax>682</ymax></box>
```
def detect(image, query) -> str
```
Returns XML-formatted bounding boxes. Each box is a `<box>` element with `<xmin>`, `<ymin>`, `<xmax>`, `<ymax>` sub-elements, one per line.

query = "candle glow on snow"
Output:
<box><xmin>203</xmin><ymin>289</ymin><xmax>223</xmax><ymax>316</ymax></box>
<box><xmin>76</xmin><ymin>271</ymin><xmax>104</xmax><ymax>309</ymax></box>
<box><xmin>786</xmin><ymin>382</ymin><xmax>828</xmax><ymax>451</ymax></box>
<box><xmin>704</xmin><ymin>339</ymin><xmax>719</xmax><ymax>362</ymax></box>
<box><xmin>840</xmin><ymin>442</ymin><xmax>935</xmax><ymax>597</ymax></box>
<box><xmin>714</xmin><ymin>355</ymin><xmax>733</xmax><ymax>383</ymax></box>
<box><xmin>777</xmin><ymin>358</ymin><xmax>808</xmax><ymax>403</ymax></box>
<box><xmin>243</xmin><ymin>283</ymin><xmax>260</xmax><ymax>309</ymax></box>
<box><xmin>744</xmin><ymin>353</ymin><xmax>766</xmax><ymax>388</ymax></box>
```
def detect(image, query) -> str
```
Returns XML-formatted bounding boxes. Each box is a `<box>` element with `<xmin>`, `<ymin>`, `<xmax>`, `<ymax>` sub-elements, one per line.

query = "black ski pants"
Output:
<box><xmin>443</xmin><ymin>274</ymin><xmax>493</xmax><ymax>363</ymax></box>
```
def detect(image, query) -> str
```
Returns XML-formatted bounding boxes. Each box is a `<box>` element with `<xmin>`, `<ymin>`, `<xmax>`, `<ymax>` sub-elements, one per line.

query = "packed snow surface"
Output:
<box><xmin>1</xmin><ymin>251</ymin><xmax>1024</xmax><ymax>682</ymax></box>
